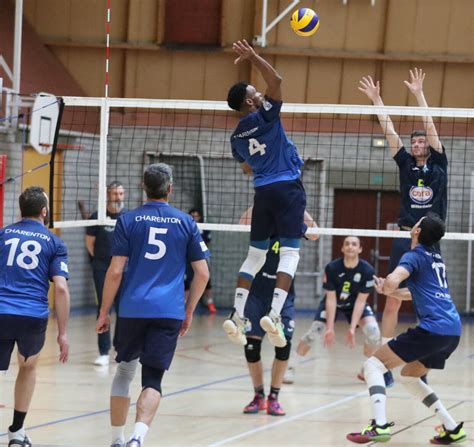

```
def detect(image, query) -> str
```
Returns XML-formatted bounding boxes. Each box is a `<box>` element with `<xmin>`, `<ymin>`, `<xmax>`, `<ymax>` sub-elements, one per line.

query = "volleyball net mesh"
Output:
<box><xmin>48</xmin><ymin>97</ymin><xmax>473</xmax><ymax>310</ymax></box>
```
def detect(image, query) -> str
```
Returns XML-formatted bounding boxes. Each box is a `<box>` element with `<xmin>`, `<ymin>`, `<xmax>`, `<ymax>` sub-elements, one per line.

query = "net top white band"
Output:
<box><xmin>61</xmin><ymin>96</ymin><xmax>474</xmax><ymax>118</ymax></box>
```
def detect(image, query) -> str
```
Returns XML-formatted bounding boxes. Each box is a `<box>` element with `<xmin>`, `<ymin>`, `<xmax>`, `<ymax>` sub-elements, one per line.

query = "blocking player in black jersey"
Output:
<box><xmin>358</xmin><ymin>68</ymin><xmax>447</xmax><ymax>350</ymax></box>
<box><xmin>284</xmin><ymin>237</ymin><xmax>392</xmax><ymax>387</ymax></box>
<box><xmin>239</xmin><ymin>207</ymin><xmax>318</xmax><ymax>416</ymax></box>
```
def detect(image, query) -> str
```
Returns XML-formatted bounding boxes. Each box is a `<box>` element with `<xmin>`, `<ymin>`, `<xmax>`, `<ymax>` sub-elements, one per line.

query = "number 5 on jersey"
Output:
<box><xmin>248</xmin><ymin>138</ymin><xmax>266</xmax><ymax>156</ymax></box>
<box><xmin>145</xmin><ymin>228</ymin><xmax>168</xmax><ymax>260</ymax></box>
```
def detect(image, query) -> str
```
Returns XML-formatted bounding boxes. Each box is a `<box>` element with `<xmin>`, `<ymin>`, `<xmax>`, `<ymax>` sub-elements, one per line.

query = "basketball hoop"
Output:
<box><xmin>29</xmin><ymin>93</ymin><xmax>59</xmax><ymax>155</ymax></box>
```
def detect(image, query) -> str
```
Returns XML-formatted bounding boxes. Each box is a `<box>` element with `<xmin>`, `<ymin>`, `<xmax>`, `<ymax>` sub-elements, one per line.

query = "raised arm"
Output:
<box><xmin>404</xmin><ymin>68</ymin><xmax>442</xmax><ymax>153</ymax></box>
<box><xmin>233</xmin><ymin>39</ymin><xmax>282</xmax><ymax>101</ymax></box>
<box><xmin>358</xmin><ymin>75</ymin><xmax>403</xmax><ymax>157</ymax></box>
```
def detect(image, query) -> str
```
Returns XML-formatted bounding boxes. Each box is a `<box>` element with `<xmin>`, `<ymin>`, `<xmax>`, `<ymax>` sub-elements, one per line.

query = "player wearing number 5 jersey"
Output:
<box><xmin>96</xmin><ymin>164</ymin><xmax>209</xmax><ymax>447</ymax></box>
<box><xmin>347</xmin><ymin>214</ymin><xmax>465</xmax><ymax>445</ymax></box>
<box><xmin>0</xmin><ymin>186</ymin><xmax>70</xmax><ymax>447</ymax></box>
<box><xmin>224</xmin><ymin>39</ymin><xmax>308</xmax><ymax>348</ymax></box>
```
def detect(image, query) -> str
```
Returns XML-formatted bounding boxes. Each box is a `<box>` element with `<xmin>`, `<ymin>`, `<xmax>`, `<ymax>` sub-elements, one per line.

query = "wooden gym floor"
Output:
<box><xmin>0</xmin><ymin>312</ymin><xmax>472</xmax><ymax>446</ymax></box>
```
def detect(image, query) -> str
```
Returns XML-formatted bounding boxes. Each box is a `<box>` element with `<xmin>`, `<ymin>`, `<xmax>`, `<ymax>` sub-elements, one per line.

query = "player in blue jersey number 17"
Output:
<box><xmin>224</xmin><ymin>39</ymin><xmax>311</xmax><ymax>348</ymax></box>
<box><xmin>346</xmin><ymin>214</ymin><xmax>466</xmax><ymax>445</ymax></box>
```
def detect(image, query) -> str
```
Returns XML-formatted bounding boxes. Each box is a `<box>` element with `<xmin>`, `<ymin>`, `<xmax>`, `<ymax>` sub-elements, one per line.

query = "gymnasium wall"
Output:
<box><xmin>22</xmin><ymin>0</ymin><xmax>473</xmax><ymax>107</ymax></box>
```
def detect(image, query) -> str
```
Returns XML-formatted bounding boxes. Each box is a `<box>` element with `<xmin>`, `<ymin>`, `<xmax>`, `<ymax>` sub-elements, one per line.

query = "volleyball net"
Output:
<box><xmin>47</xmin><ymin>97</ymin><xmax>473</xmax><ymax>310</ymax></box>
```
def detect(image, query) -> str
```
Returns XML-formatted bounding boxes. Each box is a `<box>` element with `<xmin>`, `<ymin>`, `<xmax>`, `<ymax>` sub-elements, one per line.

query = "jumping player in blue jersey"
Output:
<box><xmin>346</xmin><ymin>214</ymin><xmax>466</xmax><ymax>445</ymax></box>
<box><xmin>238</xmin><ymin>207</ymin><xmax>318</xmax><ymax>417</ymax></box>
<box><xmin>96</xmin><ymin>164</ymin><xmax>210</xmax><ymax>447</ymax></box>
<box><xmin>0</xmin><ymin>186</ymin><xmax>70</xmax><ymax>447</ymax></box>
<box><xmin>224</xmin><ymin>39</ymin><xmax>309</xmax><ymax>348</ymax></box>
<box><xmin>359</xmin><ymin>68</ymin><xmax>448</xmax><ymax>353</ymax></box>
<box><xmin>284</xmin><ymin>237</ymin><xmax>392</xmax><ymax>387</ymax></box>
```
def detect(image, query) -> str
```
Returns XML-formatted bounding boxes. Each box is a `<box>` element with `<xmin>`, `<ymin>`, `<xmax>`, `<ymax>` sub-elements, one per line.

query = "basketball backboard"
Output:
<box><xmin>29</xmin><ymin>93</ymin><xmax>59</xmax><ymax>155</ymax></box>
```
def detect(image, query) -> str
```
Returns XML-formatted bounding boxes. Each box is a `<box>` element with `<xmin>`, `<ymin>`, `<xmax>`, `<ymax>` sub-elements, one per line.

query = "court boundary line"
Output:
<box><xmin>207</xmin><ymin>391</ymin><xmax>366</xmax><ymax>447</ymax></box>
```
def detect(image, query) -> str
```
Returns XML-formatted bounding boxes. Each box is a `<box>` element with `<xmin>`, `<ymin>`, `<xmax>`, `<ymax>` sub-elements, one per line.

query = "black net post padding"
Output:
<box><xmin>49</xmin><ymin>97</ymin><xmax>65</xmax><ymax>228</ymax></box>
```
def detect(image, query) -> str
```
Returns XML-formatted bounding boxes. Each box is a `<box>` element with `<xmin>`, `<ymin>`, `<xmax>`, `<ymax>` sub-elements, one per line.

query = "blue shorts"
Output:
<box><xmin>388</xmin><ymin>326</ymin><xmax>460</xmax><ymax>370</ymax></box>
<box><xmin>313</xmin><ymin>298</ymin><xmax>374</xmax><ymax>324</ymax></box>
<box><xmin>251</xmin><ymin>179</ymin><xmax>306</xmax><ymax>241</ymax></box>
<box><xmin>0</xmin><ymin>314</ymin><xmax>48</xmax><ymax>370</ymax></box>
<box><xmin>245</xmin><ymin>293</ymin><xmax>295</xmax><ymax>340</ymax></box>
<box><xmin>115</xmin><ymin>317</ymin><xmax>182</xmax><ymax>370</ymax></box>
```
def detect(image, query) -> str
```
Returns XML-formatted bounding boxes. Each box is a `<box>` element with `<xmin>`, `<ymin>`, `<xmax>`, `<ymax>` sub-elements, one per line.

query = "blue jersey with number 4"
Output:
<box><xmin>230</xmin><ymin>96</ymin><xmax>304</xmax><ymax>187</ymax></box>
<box><xmin>399</xmin><ymin>245</ymin><xmax>461</xmax><ymax>336</ymax></box>
<box><xmin>0</xmin><ymin>219</ymin><xmax>69</xmax><ymax>318</ymax></box>
<box><xmin>112</xmin><ymin>201</ymin><xmax>210</xmax><ymax>319</ymax></box>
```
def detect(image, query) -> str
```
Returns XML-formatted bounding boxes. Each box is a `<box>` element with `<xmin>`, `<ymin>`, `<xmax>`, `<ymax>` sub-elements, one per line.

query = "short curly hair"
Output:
<box><xmin>227</xmin><ymin>82</ymin><xmax>248</xmax><ymax>111</ymax></box>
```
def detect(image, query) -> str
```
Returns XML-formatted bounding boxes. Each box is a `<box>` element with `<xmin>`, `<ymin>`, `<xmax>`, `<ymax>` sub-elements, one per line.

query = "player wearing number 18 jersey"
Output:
<box><xmin>224</xmin><ymin>39</ymin><xmax>308</xmax><ymax>348</ymax></box>
<box><xmin>96</xmin><ymin>164</ymin><xmax>209</xmax><ymax>447</ymax></box>
<box><xmin>0</xmin><ymin>186</ymin><xmax>70</xmax><ymax>447</ymax></box>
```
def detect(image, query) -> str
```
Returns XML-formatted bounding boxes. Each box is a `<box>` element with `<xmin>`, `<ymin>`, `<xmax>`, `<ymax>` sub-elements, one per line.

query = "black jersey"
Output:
<box><xmin>323</xmin><ymin>258</ymin><xmax>374</xmax><ymax>309</ymax></box>
<box><xmin>250</xmin><ymin>239</ymin><xmax>295</xmax><ymax>299</ymax></box>
<box><xmin>394</xmin><ymin>146</ymin><xmax>448</xmax><ymax>228</ymax></box>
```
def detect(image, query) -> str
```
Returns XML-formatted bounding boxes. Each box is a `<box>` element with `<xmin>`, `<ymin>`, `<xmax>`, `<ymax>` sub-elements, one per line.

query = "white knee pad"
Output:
<box><xmin>362</xmin><ymin>321</ymin><xmax>381</xmax><ymax>346</ymax></box>
<box><xmin>301</xmin><ymin>320</ymin><xmax>325</xmax><ymax>345</ymax></box>
<box><xmin>277</xmin><ymin>246</ymin><xmax>300</xmax><ymax>278</ymax></box>
<box><xmin>111</xmin><ymin>359</ymin><xmax>139</xmax><ymax>398</ymax></box>
<box><xmin>239</xmin><ymin>246</ymin><xmax>268</xmax><ymax>278</ymax></box>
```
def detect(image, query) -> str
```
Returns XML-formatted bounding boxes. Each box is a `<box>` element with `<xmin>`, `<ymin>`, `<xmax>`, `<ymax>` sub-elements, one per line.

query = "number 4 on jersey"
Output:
<box><xmin>248</xmin><ymin>138</ymin><xmax>266</xmax><ymax>156</ymax></box>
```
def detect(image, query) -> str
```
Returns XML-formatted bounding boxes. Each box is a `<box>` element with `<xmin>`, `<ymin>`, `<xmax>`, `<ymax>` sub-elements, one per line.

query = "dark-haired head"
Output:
<box><xmin>227</xmin><ymin>82</ymin><xmax>248</xmax><ymax>111</ymax></box>
<box><xmin>143</xmin><ymin>163</ymin><xmax>173</xmax><ymax>200</ymax></box>
<box><xmin>19</xmin><ymin>186</ymin><xmax>48</xmax><ymax>222</ymax></box>
<box><xmin>410</xmin><ymin>129</ymin><xmax>427</xmax><ymax>140</ymax></box>
<box><xmin>417</xmin><ymin>213</ymin><xmax>445</xmax><ymax>246</ymax></box>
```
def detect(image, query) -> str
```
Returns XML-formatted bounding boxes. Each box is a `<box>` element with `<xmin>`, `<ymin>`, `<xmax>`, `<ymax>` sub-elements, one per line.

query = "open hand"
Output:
<box><xmin>323</xmin><ymin>329</ymin><xmax>335</xmax><ymax>348</ymax></box>
<box><xmin>404</xmin><ymin>67</ymin><xmax>425</xmax><ymax>96</ymax></box>
<box><xmin>346</xmin><ymin>328</ymin><xmax>356</xmax><ymax>349</ymax></box>
<box><xmin>358</xmin><ymin>75</ymin><xmax>380</xmax><ymax>102</ymax></box>
<box><xmin>232</xmin><ymin>40</ymin><xmax>257</xmax><ymax>65</ymax></box>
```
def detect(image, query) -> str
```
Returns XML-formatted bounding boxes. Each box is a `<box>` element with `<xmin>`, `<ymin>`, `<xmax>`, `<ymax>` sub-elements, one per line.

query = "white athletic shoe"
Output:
<box><xmin>260</xmin><ymin>310</ymin><xmax>287</xmax><ymax>347</ymax></box>
<box><xmin>8</xmin><ymin>431</ymin><xmax>32</xmax><ymax>447</ymax></box>
<box><xmin>222</xmin><ymin>309</ymin><xmax>250</xmax><ymax>345</ymax></box>
<box><xmin>283</xmin><ymin>366</ymin><xmax>295</xmax><ymax>384</ymax></box>
<box><xmin>93</xmin><ymin>354</ymin><xmax>110</xmax><ymax>366</ymax></box>
<box><xmin>126</xmin><ymin>438</ymin><xmax>141</xmax><ymax>447</ymax></box>
<box><xmin>111</xmin><ymin>442</ymin><xmax>125</xmax><ymax>447</ymax></box>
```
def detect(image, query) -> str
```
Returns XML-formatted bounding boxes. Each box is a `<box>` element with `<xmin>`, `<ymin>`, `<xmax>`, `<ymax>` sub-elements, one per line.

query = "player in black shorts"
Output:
<box><xmin>359</xmin><ymin>68</ymin><xmax>447</xmax><ymax>349</ymax></box>
<box><xmin>185</xmin><ymin>208</ymin><xmax>216</xmax><ymax>314</ymax></box>
<box><xmin>284</xmin><ymin>237</ymin><xmax>393</xmax><ymax>387</ymax></box>
<box><xmin>239</xmin><ymin>207</ymin><xmax>318</xmax><ymax>416</ymax></box>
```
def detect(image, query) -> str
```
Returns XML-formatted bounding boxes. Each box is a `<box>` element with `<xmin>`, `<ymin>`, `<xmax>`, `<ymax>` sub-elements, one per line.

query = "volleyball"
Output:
<box><xmin>290</xmin><ymin>8</ymin><xmax>320</xmax><ymax>37</ymax></box>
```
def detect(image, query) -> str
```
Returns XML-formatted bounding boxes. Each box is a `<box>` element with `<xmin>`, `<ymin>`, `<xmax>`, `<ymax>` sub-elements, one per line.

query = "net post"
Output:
<box><xmin>48</xmin><ymin>97</ymin><xmax>65</xmax><ymax>228</ymax></box>
<box><xmin>97</xmin><ymin>97</ymin><xmax>110</xmax><ymax>223</ymax></box>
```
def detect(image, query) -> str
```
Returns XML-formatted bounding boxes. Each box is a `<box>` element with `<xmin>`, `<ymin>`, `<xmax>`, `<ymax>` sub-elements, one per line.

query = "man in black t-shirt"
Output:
<box><xmin>184</xmin><ymin>208</ymin><xmax>216</xmax><ymax>313</ymax></box>
<box><xmin>358</xmin><ymin>68</ymin><xmax>447</xmax><ymax>348</ymax></box>
<box><xmin>86</xmin><ymin>181</ymin><xmax>128</xmax><ymax>366</ymax></box>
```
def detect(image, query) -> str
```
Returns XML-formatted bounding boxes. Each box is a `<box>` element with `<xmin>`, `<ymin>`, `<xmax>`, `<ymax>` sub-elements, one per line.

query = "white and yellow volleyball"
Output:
<box><xmin>290</xmin><ymin>8</ymin><xmax>320</xmax><ymax>37</ymax></box>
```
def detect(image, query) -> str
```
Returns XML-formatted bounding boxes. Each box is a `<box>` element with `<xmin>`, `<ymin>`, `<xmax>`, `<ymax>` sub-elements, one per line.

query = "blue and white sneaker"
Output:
<box><xmin>126</xmin><ymin>437</ymin><xmax>142</xmax><ymax>447</ymax></box>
